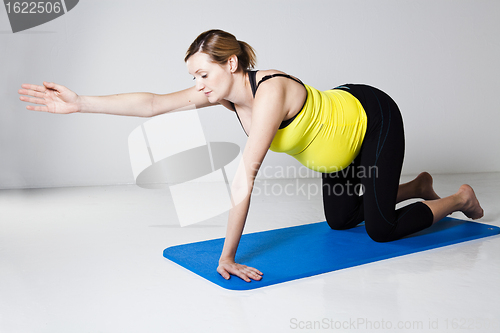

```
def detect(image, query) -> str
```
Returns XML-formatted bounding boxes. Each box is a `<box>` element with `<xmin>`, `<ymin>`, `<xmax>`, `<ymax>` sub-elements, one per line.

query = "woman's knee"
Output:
<box><xmin>325</xmin><ymin>208</ymin><xmax>363</xmax><ymax>230</ymax></box>
<box><xmin>364</xmin><ymin>221</ymin><xmax>396</xmax><ymax>243</ymax></box>
<box><xmin>326</xmin><ymin>217</ymin><xmax>351</xmax><ymax>230</ymax></box>
<box><xmin>323</xmin><ymin>187</ymin><xmax>364</xmax><ymax>231</ymax></box>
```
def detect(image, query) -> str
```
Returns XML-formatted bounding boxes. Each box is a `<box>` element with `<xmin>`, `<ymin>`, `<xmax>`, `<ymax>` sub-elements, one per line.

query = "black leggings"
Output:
<box><xmin>322</xmin><ymin>84</ymin><xmax>434</xmax><ymax>242</ymax></box>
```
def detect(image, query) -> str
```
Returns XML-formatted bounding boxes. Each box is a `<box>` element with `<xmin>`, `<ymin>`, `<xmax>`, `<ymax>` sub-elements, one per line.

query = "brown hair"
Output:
<box><xmin>184</xmin><ymin>29</ymin><xmax>256</xmax><ymax>73</ymax></box>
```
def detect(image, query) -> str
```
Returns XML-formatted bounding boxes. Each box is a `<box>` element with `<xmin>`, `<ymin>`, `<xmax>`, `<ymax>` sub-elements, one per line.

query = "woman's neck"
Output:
<box><xmin>226</xmin><ymin>71</ymin><xmax>254</xmax><ymax>109</ymax></box>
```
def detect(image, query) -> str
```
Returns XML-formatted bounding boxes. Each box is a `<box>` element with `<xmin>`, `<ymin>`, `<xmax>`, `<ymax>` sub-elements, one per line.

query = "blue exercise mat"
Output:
<box><xmin>163</xmin><ymin>217</ymin><xmax>499</xmax><ymax>290</ymax></box>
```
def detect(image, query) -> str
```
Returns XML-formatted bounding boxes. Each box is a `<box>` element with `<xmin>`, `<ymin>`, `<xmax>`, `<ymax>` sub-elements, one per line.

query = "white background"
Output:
<box><xmin>1</xmin><ymin>0</ymin><xmax>499</xmax><ymax>189</ymax></box>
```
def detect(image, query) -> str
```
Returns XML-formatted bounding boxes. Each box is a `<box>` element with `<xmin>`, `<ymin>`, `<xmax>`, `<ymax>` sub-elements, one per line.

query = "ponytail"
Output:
<box><xmin>237</xmin><ymin>40</ymin><xmax>256</xmax><ymax>71</ymax></box>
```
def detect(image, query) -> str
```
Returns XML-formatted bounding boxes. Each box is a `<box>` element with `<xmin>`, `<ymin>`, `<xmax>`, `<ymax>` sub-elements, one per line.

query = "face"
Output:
<box><xmin>186</xmin><ymin>52</ymin><xmax>234</xmax><ymax>103</ymax></box>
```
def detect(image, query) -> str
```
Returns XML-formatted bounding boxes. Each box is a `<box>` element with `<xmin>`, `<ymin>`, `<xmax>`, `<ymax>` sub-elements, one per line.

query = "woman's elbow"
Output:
<box><xmin>230</xmin><ymin>178</ymin><xmax>253</xmax><ymax>206</ymax></box>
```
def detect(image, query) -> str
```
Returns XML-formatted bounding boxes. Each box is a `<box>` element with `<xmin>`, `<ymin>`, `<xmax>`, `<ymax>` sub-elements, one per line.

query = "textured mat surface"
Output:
<box><xmin>163</xmin><ymin>217</ymin><xmax>499</xmax><ymax>290</ymax></box>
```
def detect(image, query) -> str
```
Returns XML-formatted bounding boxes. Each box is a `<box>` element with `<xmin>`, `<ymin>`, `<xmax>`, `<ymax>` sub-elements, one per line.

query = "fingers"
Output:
<box><xmin>20</xmin><ymin>83</ymin><xmax>47</xmax><ymax>93</ymax></box>
<box><xmin>218</xmin><ymin>263</ymin><xmax>263</xmax><ymax>282</ymax></box>
<box><xmin>234</xmin><ymin>268</ymin><xmax>252</xmax><ymax>283</ymax></box>
<box><xmin>19</xmin><ymin>84</ymin><xmax>50</xmax><ymax>112</ymax></box>
<box><xmin>19</xmin><ymin>95</ymin><xmax>47</xmax><ymax>105</ymax></box>
<box><xmin>243</xmin><ymin>266</ymin><xmax>263</xmax><ymax>281</ymax></box>
<box><xmin>248</xmin><ymin>267</ymin><xmax>263</xmax><ymax>276</ymax></box>
<box><xmin>18</xmin><ymin>84</ymin><xmax>48</xmax><ymax>109</ymax></box>
<box><xmin>217</xmin><ymin>266</ymin><xmax>231</xmax><ymax>280</ymax></box>
<box><xmin>19</xmin><ymin>96</ymin><xmax>49</xmax><ymax>112</ymax></box>
<box><xmin>18</xmin><ymin>88</ymin><xmax>47</xmax><ymax>99</ymax></box>
<box><xmin>26</xmin><ymin>105</ymin><xmax>48</xmax><ymax>112</ymax></box>
<box><xmin>19</xmin><ymin>82</ymin><xmax>62</xmax><ymax>97</ymax></box>
<box><xmin>221</xmin><ymin>264</ymin><xmax>251</xmax><ymax>282</ymax></box>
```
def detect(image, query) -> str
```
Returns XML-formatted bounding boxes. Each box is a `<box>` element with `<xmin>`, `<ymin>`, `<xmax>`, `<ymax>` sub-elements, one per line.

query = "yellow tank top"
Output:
<box><xmin>269</xmin><ymin>85</ymin><xmax>367</xmax><ymax>173</ymax></box>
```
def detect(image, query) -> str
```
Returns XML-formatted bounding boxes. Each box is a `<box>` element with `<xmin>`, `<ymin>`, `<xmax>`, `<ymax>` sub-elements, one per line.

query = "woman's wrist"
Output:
<box><xmin>76</xmin><ymin>95</ymin><xmax>87</xmax><ymax>113</ymax></box>
<box><xmin>75</xmin><ymin>96</ymin><xmax>84</xmax><ymax>113</ymax></box>
<box><xmin>219</xmin><ymin>256</ymin><xmax>235</xmax><ymax>264</ymax></box>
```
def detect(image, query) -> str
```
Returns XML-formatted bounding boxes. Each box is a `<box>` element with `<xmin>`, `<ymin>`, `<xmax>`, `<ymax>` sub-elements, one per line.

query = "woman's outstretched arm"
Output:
<box><xmin>18</xmin><ymin>81</ymin><xmax>214</xmax><ymax>117</ymax></box>
<box><xmin>217</xmin><ymin>80</ymin><xmax>290</xmax><ymax>282</ymax></box>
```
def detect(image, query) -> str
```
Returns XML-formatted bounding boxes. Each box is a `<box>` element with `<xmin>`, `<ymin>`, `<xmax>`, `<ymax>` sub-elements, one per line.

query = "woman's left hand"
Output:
<box><xmin>217</xmin><ymin>259</ymin><xmax>263</xmax><ymax>282</ymax></box>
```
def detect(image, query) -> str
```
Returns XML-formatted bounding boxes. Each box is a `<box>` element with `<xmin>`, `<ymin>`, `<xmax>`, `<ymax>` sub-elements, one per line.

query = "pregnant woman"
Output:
<box><xmin>18</xmin><ymin>29</ymin><xmax>484</xmax><ymax>282</ymax></box>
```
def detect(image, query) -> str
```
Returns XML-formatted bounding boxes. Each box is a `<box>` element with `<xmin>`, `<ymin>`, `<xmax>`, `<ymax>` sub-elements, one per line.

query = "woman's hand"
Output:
<box><xmin>217</xmin><ymin>259</ymin><xmax>263</xmax><ymax>282</ymax></box>
<box><xmin>18</xmin><ymin>81</ymin><xmax>80</xmax><ymax>114</ymax></box>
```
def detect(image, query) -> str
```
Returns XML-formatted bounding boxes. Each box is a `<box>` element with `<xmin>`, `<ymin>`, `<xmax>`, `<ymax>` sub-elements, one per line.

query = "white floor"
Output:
<box><xmin>1</xmin><ymin>173</ymin><xmax>499</xmax><ymax>333</ymax></box>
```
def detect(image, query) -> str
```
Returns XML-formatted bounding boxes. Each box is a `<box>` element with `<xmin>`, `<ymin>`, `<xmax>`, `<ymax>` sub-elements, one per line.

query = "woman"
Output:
<box><xmin>18</xmin><ymin>29</ymin><xmax>484</xmax><ymax>283</ymax></box>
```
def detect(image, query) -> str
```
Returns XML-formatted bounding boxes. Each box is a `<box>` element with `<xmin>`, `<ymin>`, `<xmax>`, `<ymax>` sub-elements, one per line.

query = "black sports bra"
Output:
<box><xmin>230</xmin><ymin>70</ymin><xmax>306</xmax><ymax>135</ymax></box>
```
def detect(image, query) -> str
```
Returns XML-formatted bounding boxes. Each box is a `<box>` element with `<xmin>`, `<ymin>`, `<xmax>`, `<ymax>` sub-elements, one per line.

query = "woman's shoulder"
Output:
<box><xmin>253</xmin><ymin>69</ymin><xmax>304</xmax><ymax>90</ymax></box>
<box><xmin>254</xmin><ymin>69</ymin><xmax>290</xmax><ymax>81</ymax></box>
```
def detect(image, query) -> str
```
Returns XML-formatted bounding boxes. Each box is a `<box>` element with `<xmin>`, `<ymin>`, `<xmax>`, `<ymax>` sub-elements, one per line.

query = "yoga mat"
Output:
<box><xmin>163</xmin><ymin>217</ymin><xmax>499</xmax><ymax>290</ymax></box>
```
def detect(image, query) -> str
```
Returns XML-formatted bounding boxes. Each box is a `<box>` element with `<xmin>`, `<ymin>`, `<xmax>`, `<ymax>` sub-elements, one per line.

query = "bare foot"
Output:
<box><xmin>416</xmin><ymin>172</ymin><xmax>441</xmax><ymax>200</ymax></box>
<box><xmin>457</xmin><ymin>184</ymin><xmax>484</xmax><ymax>219</ymax></box>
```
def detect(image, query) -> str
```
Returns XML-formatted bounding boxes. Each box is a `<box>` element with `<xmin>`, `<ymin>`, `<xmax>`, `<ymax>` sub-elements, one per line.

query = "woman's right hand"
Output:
<box><xmin>18</xmin><ymin>81</ymin><xmax>80</xmax><ymax>114</ymax></box>
<box><xmin>217</xmin><ymin>259</ymin><xmax>263</xmax><ymax>282</ymax></box>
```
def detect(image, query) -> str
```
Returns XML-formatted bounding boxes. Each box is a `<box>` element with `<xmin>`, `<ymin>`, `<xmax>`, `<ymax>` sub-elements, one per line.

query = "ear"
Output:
<box><xmin>227</xmin><ymin>55</ymin><xmax>239</xmax><ymax>73</ymax></box>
